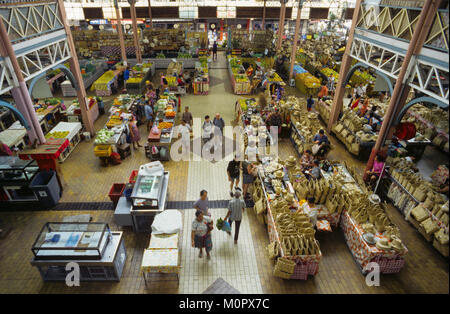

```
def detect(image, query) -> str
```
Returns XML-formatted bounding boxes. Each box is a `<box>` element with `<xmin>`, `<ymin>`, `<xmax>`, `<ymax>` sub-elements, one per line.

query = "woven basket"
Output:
<box><xmin>275</xmin><ymin>257</ymin><xmax>296</xmax><ymax>274</ymax></box>
<box><xmin>273</xmin><ymin>267</ymin><xmax>292</xmax><ymax>279</ymax></box>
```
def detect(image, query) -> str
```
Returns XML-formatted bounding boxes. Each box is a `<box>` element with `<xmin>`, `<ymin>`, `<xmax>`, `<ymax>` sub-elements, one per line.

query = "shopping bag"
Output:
<box><xmin>222</xmin><ymin>221</ymin><xmax>231</xmax><ymax>232</ymax></box>
<box><xmin>312</xmin><ymin>144</ymin><xmax>321</xmax><ymax>155</ymax></box>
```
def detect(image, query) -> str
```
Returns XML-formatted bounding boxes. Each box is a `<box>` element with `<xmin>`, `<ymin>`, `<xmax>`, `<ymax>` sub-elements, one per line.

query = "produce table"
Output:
<box><xmin>92</xmin><ymin>69</ymin><xmax>122</xmax><ymax>97</ymax></box>
<box><xmin>45</xmin><ymin>122</ymin><xmax>82</xmax><ymax>163</ymax></box>
<box><xmin>340</xmin><ymin>210</ymin><xmax>408</xmax><ymax>274</ymax></box>
<box><xmin>126</xmin><ymin>68</ymin><xmax>153</xmax><ymax>95</ymax></box>
<box><xmin>193</xmin><ymin>59</ymin><xmax>209</xmax><ymax>95</ymax></box>
<box><xmin>228</xmin><ymin>57</ymin><xmax>251</xmax><ymax>95</ymax></box>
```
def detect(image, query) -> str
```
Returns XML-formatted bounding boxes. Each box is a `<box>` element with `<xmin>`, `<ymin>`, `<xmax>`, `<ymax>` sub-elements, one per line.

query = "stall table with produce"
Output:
<box><xmin>228</xmin><ymin>56</ymin><xmax>251</xmax><ymax>95</ymax></box>
<box><xmin>44</xmin><ymin>122</ymin><xmax>82</xmax><ymax>163</ymax></box>
<box><xmin>125</xmin><ymin>63</ymin><xmax>155</xmax><ymax>95</ymax></box>
<box><xmin>61</xmin><ymin>60</ymin><xmax>108</xmax><ymax>97</ymax></box>
<box><xmin>193</xmin><ymin>57</ymin><xmax>209</xmax><ymax>95</ymax></box>
<box><xmin>92</xmin><ymin>69</ymin><xmax>123</xmax><ymax>97</ymax></box>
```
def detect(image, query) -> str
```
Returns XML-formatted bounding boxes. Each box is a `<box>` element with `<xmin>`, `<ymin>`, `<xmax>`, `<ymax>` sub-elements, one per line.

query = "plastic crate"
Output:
<box><xmin>94</xmin><ymin>145</ymin><xmax>112</xmax><ymax>157</ymax></box>
<box><xmin>129</xmin><ymin>170</ymin><xmax>138</xmax><ymax>184</ymax></box>
<box><xmin>109</xmin><ymin>183</ymin><xmax>126</xmax><ymax>204</ymax></box>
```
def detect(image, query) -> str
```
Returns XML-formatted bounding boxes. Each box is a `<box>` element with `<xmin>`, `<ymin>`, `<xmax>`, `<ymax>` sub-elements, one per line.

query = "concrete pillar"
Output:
<box><xmin>364</xmin><ymin>0</ymin><xmax>442</xmax><ymax>177</ymax></box>
<box><xmin>0</xmin><ymin>19</ymin><xmax>45</xmax><ymax>144</ymax></box>
<box><xmin>57</xmin><ymin>0</ymin><xmax>95</xmax><ymax>135</ymax></box>
<box><xmin>289</xmin><ymin>1</ymin><xmax>304</xmax><ymax>81</ymax></box>
<box><xmin>277</xmin><ymin>1</ymin><xmax>287</xmax><ymax>50</ymax></box>
<box><xmin>326</xmin><ymin>0</ymin><xmax>363</xmax><ymax>132</ymax></box>
<box><xmin>114</xmin><ymin>1</ymin><xmax>127</xmax><ymax>63</ymax></box>
<box><xmin>130</xmin><ymin>2</ymin><xmax>142</xmax><ymax>63</ymax></box>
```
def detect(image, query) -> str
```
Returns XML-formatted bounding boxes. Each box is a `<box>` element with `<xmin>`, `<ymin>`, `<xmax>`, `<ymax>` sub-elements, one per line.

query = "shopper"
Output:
<box><xmin>366</xmin><ymin>154</ymin><xmax>386</xmax><ymax>190</ymax></box>
<box><xmin>128</xmin><ymin>116</ymin><xmax>142</xmax><ymax>149</ymax></box>
<box><xmin>227</xmin><ymin>156</ymin><xmax>241</xmax><ymax>197</ymax></box>
<box><xmin>182</xmin><ymin>106</ymin><xmax>193</xmax><ymax>126</ymax></box>
<box><xmin>178</xmin><ymin>120</ymin><xmax>191</xmax><ymax>157</ymax></box>
<box><xmin>224</xmin><ymin>189</ymin><xmax>246</xmax><ymax>244</ymax></box>
<box><xmin>212</xmin><ymin>41</ymin><xmax>218</xmax><ymax>61</ymax></box>
<box><xmin>242</xmin><ymin>161</ymin><xmax>257</xmax><ymax>198</ymax></box>
<box><xmin>136</xmin><ymin>96</ymin><xmax>146</xmax><ymax>125</ymax></box>
<box><xmin>213</xmin><ymin>113</ymin><xmax>225</xmax><ymax>134</ymax></box>
<box><xmin>245</xmin><ymin>140</ymin><xmax>258</xmax><ymax>162</ymax></box>
<box><xmin>191</xmin><ymin>210</ymin><xmax>213</xmax><ymax>260</ymax></box>
<box><xmin>194</xmin><ymin>190</ymin><xmax>209</xmax><ymax>216</ymax></box>
<box><xmin>0</xmin><ymin>140</ymin><xmax>13</xmax><ymax>156</ymax></box>
<box><xmin>144</xmin><ymin>101</ymin><xmax>153</xmax><ymax>131</ymax></box>
<box><xmin>266</xmin><ymin>108</ymin><xmax>282</xmax><ymax>134</ymax></box>
<box><xmin>318</xmin><ymin>83</ymin><xmax>328</xmax><ymax>99</ymax></box>
<box><xmin>313</xmin><ymin>129</ymin><xmax>330</xmax><ymax>157</ymax></box>
<box><xmin>160</xmin><ymin>72</ymin><xmax>168</xmax><ymax>90</ymax></box>
<box><xmin>307</xmin><ymin>95</ymin><xmax>315</xmax><ymax>112</ymax></box>
<box><xmin>202</xmin><ymin>115</ymin><xmax>214</xmax><ymax>145</ymax></box>
<box><xmin>123</xmin><ymin>65</ymin><xmax>130</xmax><ymax>87</ymax></box>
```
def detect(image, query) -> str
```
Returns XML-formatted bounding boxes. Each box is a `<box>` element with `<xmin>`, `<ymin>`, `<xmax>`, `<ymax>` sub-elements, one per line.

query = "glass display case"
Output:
<box><xmin>31</xmin><ymin>222</ymin><xmax>111</xmax><ymax>260</ymax></box>
<box><xmin>0</xmin><ymin>156</ymin><xmax>39</xmax><ymax>186</ymax></box>
<box><xmin>131</xmin><ymin>172</ymin><xmax>166</xmax><ymax>210</ymax></box>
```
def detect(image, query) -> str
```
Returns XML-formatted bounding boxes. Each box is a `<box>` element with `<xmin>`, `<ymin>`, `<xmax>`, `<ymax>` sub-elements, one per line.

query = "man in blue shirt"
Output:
<box><xmin>313</xmin><ymin>129</ymin><xmax>330</xmax><ymax>158</ymax></box>
<box><xmin>307</xmin><ymin>95</ymin><xmax>315</xmax><ymax>111</ymax></box>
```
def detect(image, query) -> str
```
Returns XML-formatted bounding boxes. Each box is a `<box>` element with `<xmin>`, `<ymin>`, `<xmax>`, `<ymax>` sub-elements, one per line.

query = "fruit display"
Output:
<box><xmin>156</xmin><ymin>53</ymin><xmax>166</xmax><ymax>59</ymax></box>
<box><xmin>158</xmin><ymin>122</ymin><xmax>173</xmax><ymax>130</ymax></box>
<box><xmin>94</xmin><ymin>128</ymin><xmax>115</xmax><ymax>145</ymax></box>
<box><xmin>106</xmin><ymin>116</ymin><xmax>122</xmax><ymax>128</ymax></box>
<box><xmin>177</xmin><ymin>53</ymin><xmax>192</xmax><ymax>59</ymax></box>
<box><xmin>166</xmin><ymin>75</ymin><xmax>177</xmax><ymax>87</ymax></box>
<box><xmin>165</xmin><ymin>109</ymin><xmax>176</xmax><ymax>118</ymax></box>
<box><xmin>296</xmin><ymin>72</ymin><xmax>321</xmax><ymax>88</ymax></box>
<box><xmin>45</xmin><ymin>131</ymin><xmax>69</xmax><ymax>139</ymax></box>
<box><xmin>321</xmin><ymin>67</ymin><xmax>339</xmax><ymax>81</ymax></box>
<box><xmin>350</xmin><ymin>70</ymin><xmax>376</xmax><ymax>85</ymax></box>
<box><xmin>92</xmin><ymin>71</ymin><xmax>116</xmax><ymax>91</ymax></box>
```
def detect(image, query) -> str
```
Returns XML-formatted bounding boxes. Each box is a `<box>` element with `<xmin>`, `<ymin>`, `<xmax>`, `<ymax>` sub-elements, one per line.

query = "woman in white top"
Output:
<box><xmin>245</xmin><ymin>140</ymin><xmax>258</xmax><ymax>162</ymax></box>
<box><xmin>191</xmin><ymin>210</ymin><xmax>213</xmax><ymax>259</ymax></box>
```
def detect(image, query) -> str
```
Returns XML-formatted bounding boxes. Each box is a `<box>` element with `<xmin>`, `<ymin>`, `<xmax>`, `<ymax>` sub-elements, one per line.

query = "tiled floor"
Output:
<box><xmin>0</xmin><ymin>52</ymin><xmax>448</xmax><ymax>293</ymax></box>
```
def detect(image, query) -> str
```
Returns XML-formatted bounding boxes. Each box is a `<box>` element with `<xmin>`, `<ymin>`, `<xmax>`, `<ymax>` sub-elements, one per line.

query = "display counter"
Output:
<box><xmin>92</xmin><ymin>69</ymin><xmax>123</xmax><ymax>97</ymax></box>
<box><xmin>130</xmin><ymin>162</ymin><xmax>170</xmax><ymax>232</ymax></box>
<box><xmin>0</xmin><ymin>157</ymin><xmax>39</xmax><ymax>202</ymax></box>
<box><xmin>31</xmin><ymin>227</ymin><xmax>126</xmax><ymax>282</ymax></box>
<box><xmin>125</xmin><ymin>63</ymin><xmax>155</xmax><ymax>94</ymax></box>
<box><xmin>228</xmin><ymin>57</ymin><xmax>251</xmax><ymax>95</ymax></box>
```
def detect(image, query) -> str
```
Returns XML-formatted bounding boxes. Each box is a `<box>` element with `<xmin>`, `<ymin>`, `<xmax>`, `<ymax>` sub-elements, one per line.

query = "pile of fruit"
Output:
<box><xmin>166</xmin><ymin>75</ymin><xmax>177</xmax><ymax>87</ymax></box>
<box><xmin>351</xmin><ymin>70</ymin><xmax>375</xmax><ymax>85</ymax></box>
<box><xmin>94</xmin><ymin>128</ymin><xmax>115</xmax><ymax>144</ymax></box>
<box><xmin>158</xmin><ymin>122</ymin><xmax>173</xmax><ymax>129</ymax></box>
<box><xmin>235</xmin><ymin>74</ymin><xmax>249</xmax><ymax>83</ymax></box>
<box><xmin>177</xmin><ymin>52</ymin><xmax>192</xmax><ymax>58</ymax></box>
<box><xmin>156</xmin><ymin>53</ymin><xmax>165</xmax><ymax>58</ymax></box>
<box><xmin>106</xmin><ymin>116</ymin><xmax>122</xmax><ymax>128</ymax></box>
<box><xmin>297</xmin><ymin>72</ymin><xmax>321</xmax><ymax>88</ymax></box>
<box><xmin>45</xmin><ymin>131</ymin><xmax>69</xmax><ymax>139</ymax></box>
<box><xmin>92</xmin><ymin>71</ymin><xmax>116</xmax><ymax>91</ymax></box>
<box><xmin>321</xmin><ymin>67</ymin><xmax>339</xmax><ymax>81</ymax></box>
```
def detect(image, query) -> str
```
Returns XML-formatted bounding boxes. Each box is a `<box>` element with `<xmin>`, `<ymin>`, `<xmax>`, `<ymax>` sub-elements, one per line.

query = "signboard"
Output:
<box><xmin>90</xmin><ymin>19</ymin><xmax>108</xmax><ymax>25</ymax></box>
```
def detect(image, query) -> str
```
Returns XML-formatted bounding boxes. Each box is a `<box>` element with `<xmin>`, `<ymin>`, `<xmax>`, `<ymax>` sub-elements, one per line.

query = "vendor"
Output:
<box><xmin>366</xmin><ymin>154</ymin><xmax>386</xmax><ymax>190</ymax></box>
<box><xmin>177</xmin><ymin>76</ymin><xmax>185</xmax><ymax>87</ymax></box>
<box><xmin>305</xmin><ymin>160</ymin><xmax>321</xmax><ymax>180</ymax></box>
<box><xmin>254</xmin><ymin>66</ymin><xmax>263</xmax><ymax>79</ymax></box>
<box><xmin>297</xmin><ymin>197</ymin><xmax>319</xmax><ymax>226</ymax></box>
<box><xmin>266</xmin><ymin>108</ymin><xmax>282</xmax><ymax>134</ymax></box>
<box><xmin>313</xmin><ymin>129</ymin><xmax>330</xmax><ymax>157</ymax></box>
<box><xmin>357</xmin><ymin>98</ymin><xmax>370</xmax><ymax>117</ymax></box>
<box><xmin>299</xmin><ymin>149</ymin><xmax>314</xmax><ymax>171</ymax></box>
<box><xmin>246</xmin><ymin>64</ymin><xmax>254</xmax><ymax>77</ymax></box>
<box><xmin>318</xmin><ymin>83</ymin><xmax>329</xmax><ymax>99</ymax></box>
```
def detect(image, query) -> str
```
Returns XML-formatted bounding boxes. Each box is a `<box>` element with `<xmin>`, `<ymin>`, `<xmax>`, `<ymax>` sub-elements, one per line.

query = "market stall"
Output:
<box><xmin>253</xmin><ymin>158</ymin><xmax>322</xmax><ymax>280</ymax></box>
<box><xmin>125</xmin><ymin>62</ymin><xmax>155</xmax><ymax>94</ymax></box>
<box><xmin>61</xmin><ymin>60</ymin><xmax>108</xmax><ymax>97</ymax></box>
<box><xmin>146</xmin><ymin>94</ymin><xmax>178</xmax><ymax>161</ymax></box>
<box><xmin>92</xmin><ymin>69</ymin><xmax>123</xmax><ymax>97</ymax></box>
<box><xmin>44</xmin><ymin>122</ymin><xmax>82</xmax><ymax>163</ymax></box>
<box><xmin>66</xmin><ymin>97</ymin><xmax>99</xmax><ymax>124</ymax></box>
<box><xmin>192</xmin><ymin>57</ymin><xmax>209</xmax><ymax>95</ymax></box>
<box><xmin>228</xmin><ymin>56</ymin><xmax>251</xmax><ymax>95</ymax></box>
<box><xmin>385</xmin><ymin>158</ymin><xmax>449</xmax><ymax>257</ymax></box>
